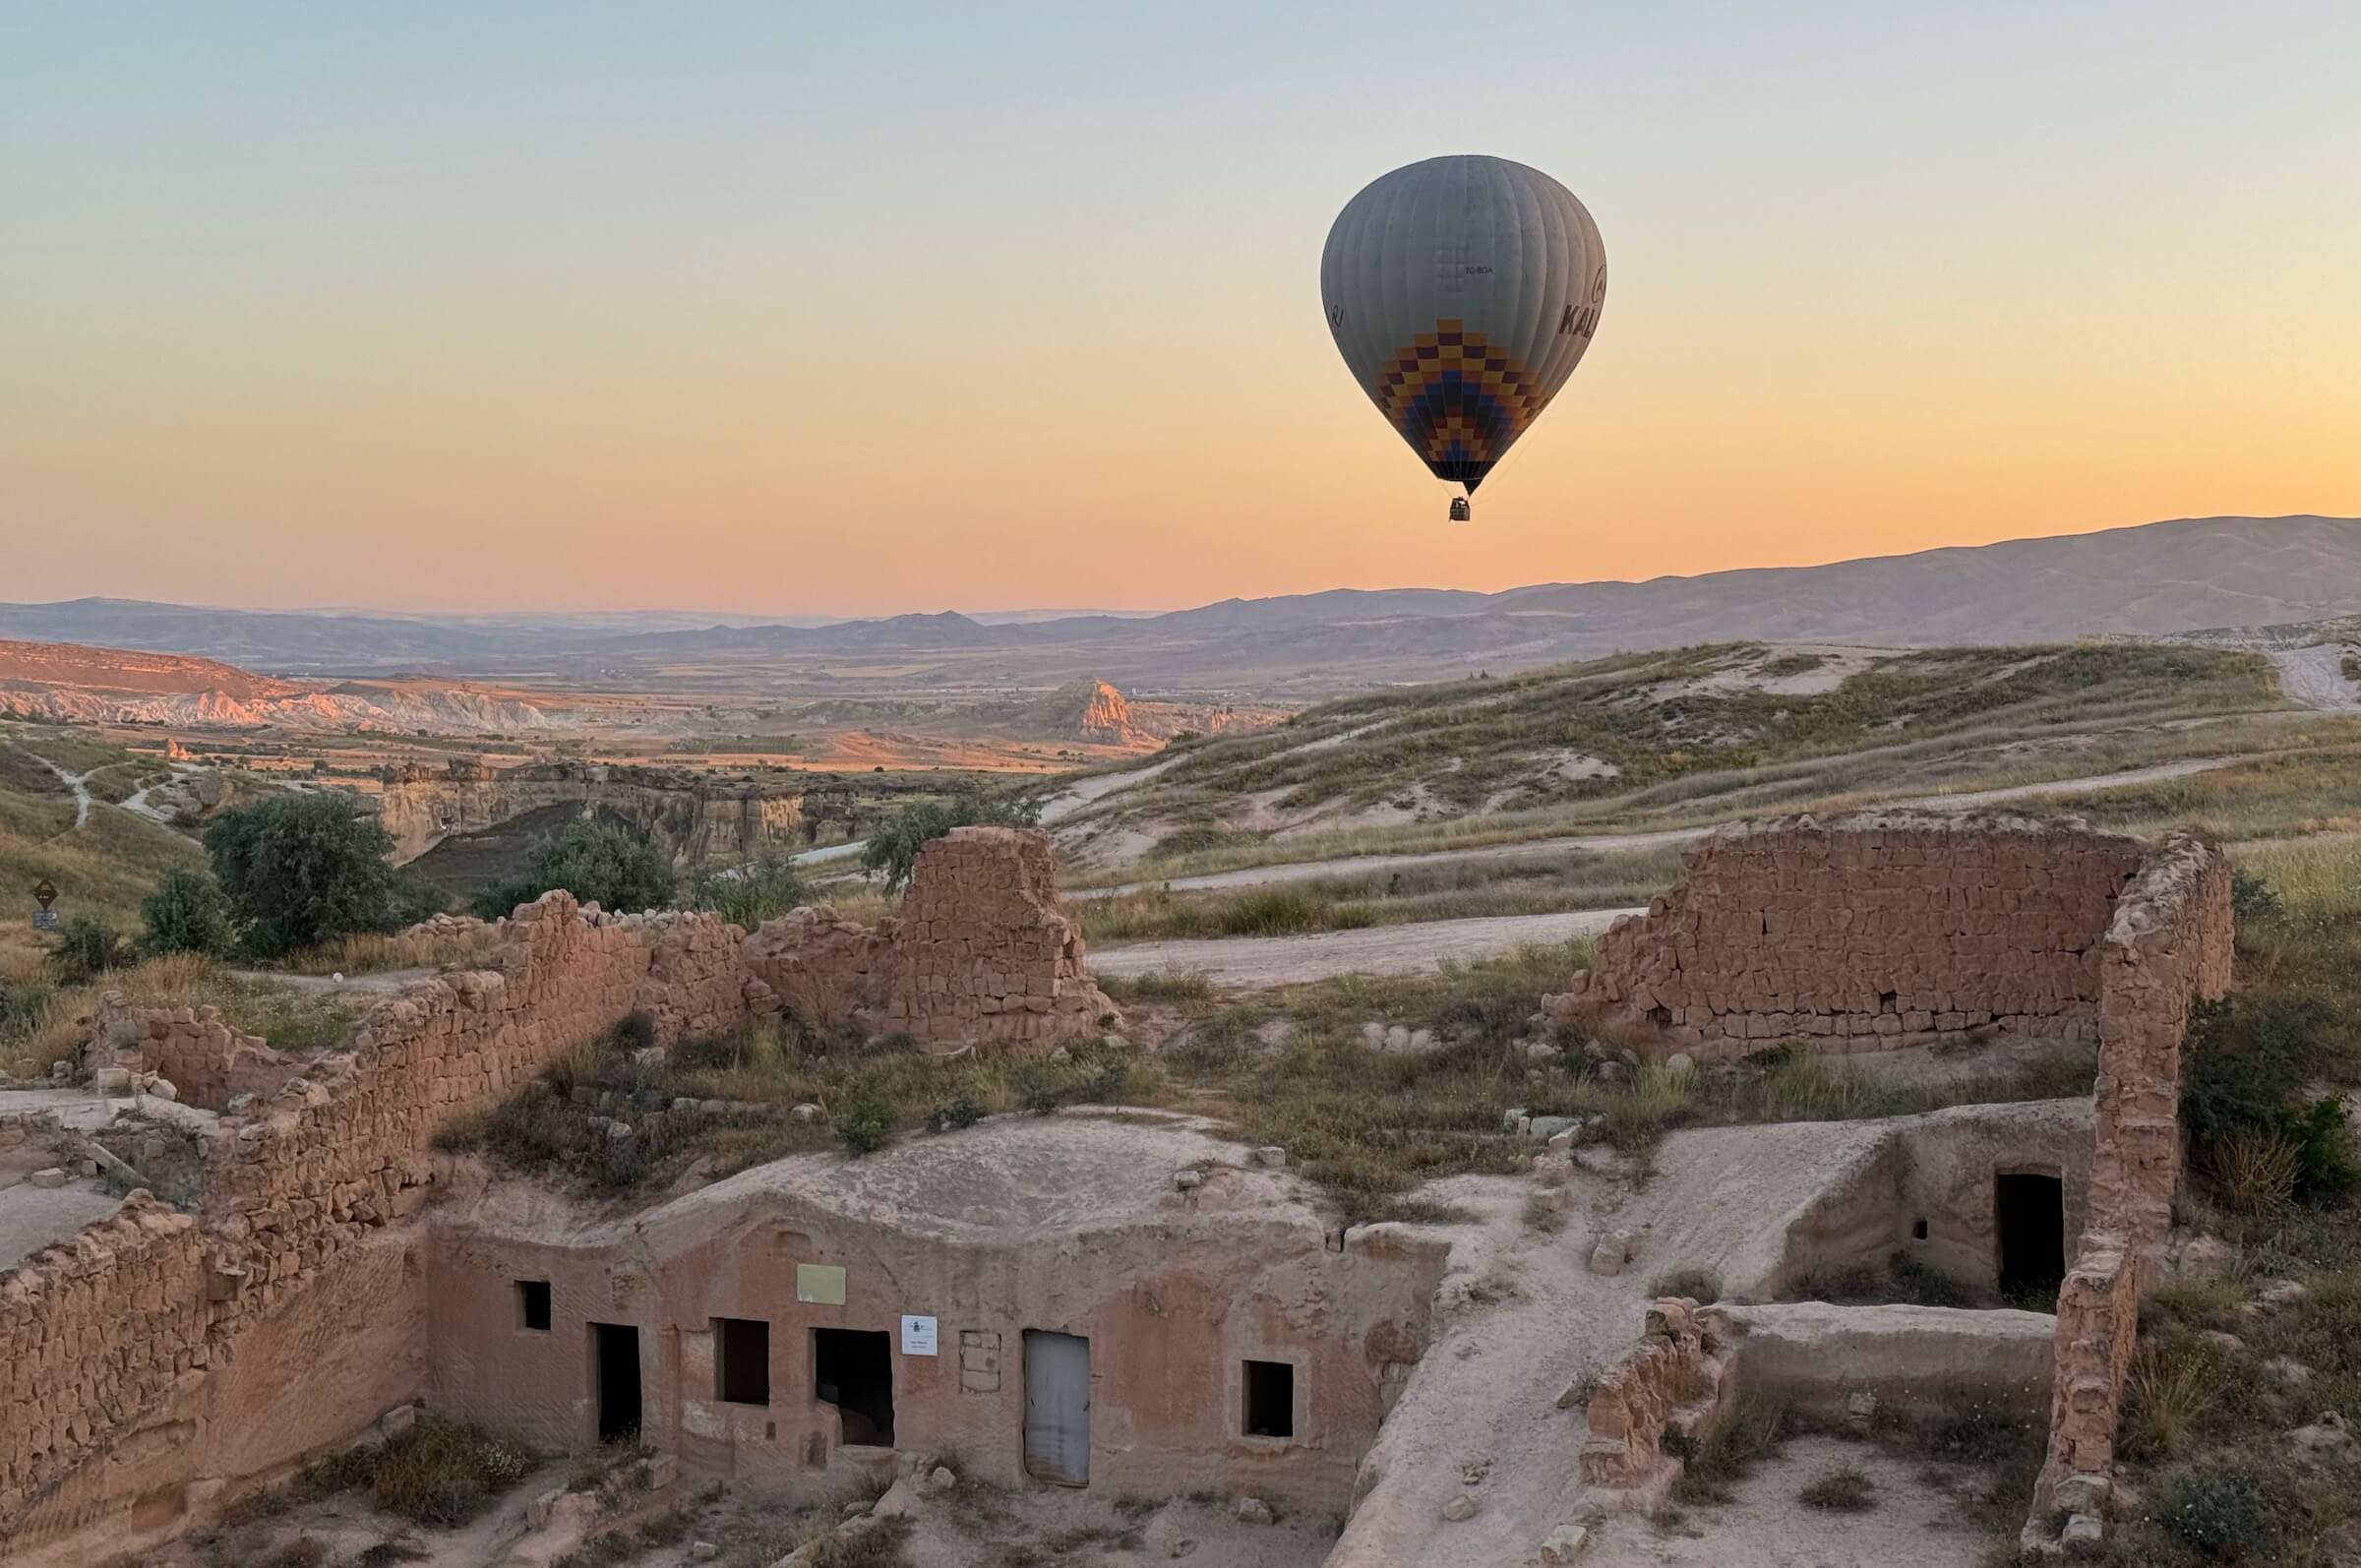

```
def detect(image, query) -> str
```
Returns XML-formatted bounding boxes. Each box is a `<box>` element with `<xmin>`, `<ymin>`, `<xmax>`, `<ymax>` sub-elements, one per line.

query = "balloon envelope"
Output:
<box><xmin>1320</xmin><ymin>154</ymin><xmax>1605</xmax><ymax>495</ymax></box>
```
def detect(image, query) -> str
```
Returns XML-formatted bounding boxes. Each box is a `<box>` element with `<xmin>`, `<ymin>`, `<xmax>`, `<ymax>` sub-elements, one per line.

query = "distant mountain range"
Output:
<box><xmin>5</xmin><ymin>515</ymin><xmax>2357</xmax><ymax>693</ymax></box>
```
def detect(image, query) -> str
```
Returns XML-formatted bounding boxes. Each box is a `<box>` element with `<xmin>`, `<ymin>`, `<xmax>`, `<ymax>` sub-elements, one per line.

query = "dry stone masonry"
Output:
<box><xmin>2026</xmin><ymin>828</ymin><xmax>2230</xmax><ymax>1552</ymax></box>
<box><xmin>0</xmin><ymin>826</ymin><xmax>1119</xmax><ymax>1543</ymax></box>
<box><xmin>883</xmin><ymin>827</ymin><xmax>1118</xmax><ymax>1048</ymax></box>
<box><xmin>1551</xmin><ymin>812</ymin><xmax>2154</xmax><ymax>1059</ymax></box>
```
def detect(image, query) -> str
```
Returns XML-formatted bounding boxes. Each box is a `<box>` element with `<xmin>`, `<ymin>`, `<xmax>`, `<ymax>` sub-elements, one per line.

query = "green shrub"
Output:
<box><xmin>833</xmin><ymin>1079</ymin><xmax>894</xmax><ymax>1155</ymax></box>
<box><xmin>2157</xmin><ymin>1470</ymin><xmax>2284</xmax><ymax>1561</ymax></box>
<box><xmin>926</xmin><ymin>1089</ymin><xmax>983</xmax><ymax>1133</ymax></box>
<box><xmin>686</xmin><ymin>852</ymin><xmax>810</xmax><ymax>928</ymax></box>
<box><xmin>860</xmin><ymin>789</ymin><xmax>1040</xmax><ymax>893</ymax></box>
<box><xmin>138</xmin><ymin>868</ymin><xmax>236</xmax><ymax>958</ymax></box>
<box><xmin>2229</xmin><ymin>868</ymin><xmax>2283</xmax><ymax>923</ymax></box>
<box><xmin>50</xmin><ymin>914</ymin><xmax>125</xmax><ymax>985</ymax></box>
<box><xmin>299</xmin><ymin>1417</ymin><xmax>532</xmax><ymax>1527</ymax></box>
<box><xmin>207</xmin><ymin>792</ymin><xmax>404</xmax><ymax>959</ymax></box>
<box><xmin>2182</xmin><ymin>995</ymin><xmax>2355</xmax><ymax>1199</ymax></box>
<box><xmin>472</xmin><ymin>820</ymin><xmax>676</xmax><ymax>920</ymax></box>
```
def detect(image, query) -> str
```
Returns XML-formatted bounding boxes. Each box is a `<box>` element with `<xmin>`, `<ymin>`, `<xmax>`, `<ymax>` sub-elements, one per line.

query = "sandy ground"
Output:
<box><xmin>1076</xmin><ymin>754</ymin><xmax>2254</xmax><ymax>900</ymax></box>
<box><xmin>0</xmin><ymin>1180</ymin><xmax>120</xmax><ymax>1268</ymax></box>
<box><xmin>1092</xmin><ymin>907</ymin><xmax>1644</xmax><ymax>986</ymax></box>
<box><xmin>2269</xmin><ymin>644</ymin><xmax>2361</xmax><ymax>710</ymax></box>
<box><xmin>1581</xmin><ymin>1435</ymin><xmax>1992</xmax><ymax>1567</ymax></box>
<box><xmin>1325</xmin><ymin>1116</ymin><xmax>1907</xmax><ymax>1568</ymax></box>
<box><xmin>232</xmin><ymin>966</ymin><xmax>433</xmax><ymax>995</ymax></box>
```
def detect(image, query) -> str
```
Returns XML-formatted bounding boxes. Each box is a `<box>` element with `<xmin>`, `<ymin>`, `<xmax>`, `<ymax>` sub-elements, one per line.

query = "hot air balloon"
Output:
<box><xmin>1320</xmin><ymin>155</ymin><xmax>1606</xmax><ymax>521</ymax></box>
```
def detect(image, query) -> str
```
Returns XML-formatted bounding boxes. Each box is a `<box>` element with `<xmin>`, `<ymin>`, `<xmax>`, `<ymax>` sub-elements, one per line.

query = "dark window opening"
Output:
<box><xmin>592</xmin><ymin>1322</ymin><xmax>641</xmax><ymax>1443</ymax></box>
<box><xmin>1910</xmin><ymin>1218</ymin><xmax>1929</xmax><ymax>1241</ymax></box>
<box><xmin>1243</xmin><ymin>1359</ymin><xmax>1295</xmax><ymax>1438</ymax></box>
<box><xmin>813</xmin><ymin>1328</ymin><xmax>895</xmax><ymax>1446</ymax></box>
<box><xmin>517</xmin><ymin>1280</ymin><xmax>552</xmax><ymax>1331</ymax></box>
<box><xmin>716</xmin><ymin>1317</ymin><xmax>771</xmax><ymax>1406</ymax></box>
<box><xmin>1995</xmin><ymin>1173</ymin><xmax>2067</xmax><ymax>1299</ymax></box>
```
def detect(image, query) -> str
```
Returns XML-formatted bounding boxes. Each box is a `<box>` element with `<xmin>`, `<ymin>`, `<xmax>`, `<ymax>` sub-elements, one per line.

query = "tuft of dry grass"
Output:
<box><xmin>282</xmin><ymin>924</ymin><xmax>506</xmax><ymax>977</ymax></box>
<box><xmin>2207</xmin><ymin>1131</ymin><xmax>2301</xmax><ymax>1214</ymax></box>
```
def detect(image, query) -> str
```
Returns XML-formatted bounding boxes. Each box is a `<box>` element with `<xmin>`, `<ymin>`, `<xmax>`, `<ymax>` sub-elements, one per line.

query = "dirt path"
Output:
<box><xmin>2269</xmin><ymin>644</ymin><xmax>2361</xmax><ymax>710</ymax></box>
<box><xmin>1078</xmin><ymin>754</ymin><xmax>2254</xmax><ymax>900</ymax></box>
<box><xmin>120</xmin><ymin>761</ymin><xmax>199</xmax><ymax>823</ymax></box>
<box><xmin>1038</xmin><ymin>756</ymin><xmax>1177</xmax><ymax>824</ymax></box>
<box><xmin>1091</xmin><ymin>907</ymin><xmax>1645</xmax><ymax>986</ymax></box>
<box><xmin>30</xmin><ymin>756</ymin><xmax>93</xmax><ymax>830</ymax></box>
<box><xmin>1323</xmin><ymin>1116</ymin><xmax>1905</xmax><ymax>1568</ymax></box>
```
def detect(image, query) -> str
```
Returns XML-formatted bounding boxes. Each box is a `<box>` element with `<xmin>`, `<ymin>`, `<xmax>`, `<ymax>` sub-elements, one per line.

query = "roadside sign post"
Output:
<box><xmin>31</xmin><ymin>879</ymin><xmax>58</xmax><ymax>933</ymax></box>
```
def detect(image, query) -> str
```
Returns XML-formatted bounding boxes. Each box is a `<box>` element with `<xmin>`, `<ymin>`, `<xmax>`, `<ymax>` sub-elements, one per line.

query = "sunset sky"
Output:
<box><xmin>4</xmin><ymin>2</ymin><xmax>2357</xmax><ymax>617</ymax></box>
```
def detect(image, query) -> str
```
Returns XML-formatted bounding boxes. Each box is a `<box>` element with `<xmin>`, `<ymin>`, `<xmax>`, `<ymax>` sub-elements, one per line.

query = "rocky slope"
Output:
<box><xmin>0</xmin><ymin>638</ymin><xmax>561</xmax><ymax>733</ymax></box>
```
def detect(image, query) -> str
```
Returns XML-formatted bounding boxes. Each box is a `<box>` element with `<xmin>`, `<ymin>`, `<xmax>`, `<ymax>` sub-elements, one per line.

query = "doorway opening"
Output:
<box><xmin>813</xmin><ymin>1328</ymin><xmax>895</xmax><ymax>1446</ymax></box>
<box><xmin>1995</xmin><ymin>1172</ymin><xmax>2066</xmax><ymax>1299</ymax></box>
<box><xmin>592</xmin><ymin>1322</ymin><xmax>641</xmax><ymax>1443</ymax></box>
<box><xmin>1242</xmin><ymin>1359</ymin><xmax>1295</xmax><ymax>1438</ymax></box>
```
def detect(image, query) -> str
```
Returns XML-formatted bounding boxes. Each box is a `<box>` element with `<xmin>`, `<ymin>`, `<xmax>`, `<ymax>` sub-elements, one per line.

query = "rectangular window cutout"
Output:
<box><xmin>517</xmin><ymin>1280</ymin><xmax>552</xmax><ymax>1332</ymax></box>
<box><xmin>1243</xmin><ymin>1358</ymin><xmax>1295</xmax><ymax>1438</ymax></box>
<box><xmin>715</xmin><ymin>1316</ymin><xmax>771</xmax><ymax>1406</ymax></box>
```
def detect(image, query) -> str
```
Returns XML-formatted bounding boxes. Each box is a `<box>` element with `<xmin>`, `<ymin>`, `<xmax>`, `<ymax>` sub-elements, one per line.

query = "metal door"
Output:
<box><xmin>1022</xmin><ymin>1330</ymin><xmax>1090</xmax><ymax>1486</ymax></box>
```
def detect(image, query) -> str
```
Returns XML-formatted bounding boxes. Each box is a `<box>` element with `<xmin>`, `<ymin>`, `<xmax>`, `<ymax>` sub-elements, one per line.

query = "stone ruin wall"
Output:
<box><xmin>1579</xmin><ymin>1297</ymin><xmax>1735</xmax><ymax>1494</ymax></box>
<box><xmin>1553</xmin><ymin>813</ymin><xmax>2151</xmax><ymax>1060</ymax></box>
<box><xmin>1</xmin><ymin>827</ymin><xmax>1118</xmax><ymax>1543</ymax></box>
<box><xmin>2027</xmin><ymin>830</ymin><xmax>2230</xmax><ymax>1548</ymax></box>
<box><xmin>881</xmin><ymin>827</ymin><xmax>1119</xmax><ymax>1048</ymax></box>
<box><xmin>1557</xmin><ymin>813</ymin><xmax>2232</xmax><ymax>1550</ymax></box>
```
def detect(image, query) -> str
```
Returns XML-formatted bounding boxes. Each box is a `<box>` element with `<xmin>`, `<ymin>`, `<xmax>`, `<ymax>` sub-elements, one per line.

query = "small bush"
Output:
<box><xmin>612</xmin><ymin>1011</ymin><xmax>657</xmax><ymax>1053</ymax></box>
<box><xmin>926</xmin><ymin>1089</ymin><xmax>983</xmax><ymax>1133</ymax></box>
<box><xmin>138</xmin><ymin>868</ymin><xmax>236</xmax><ymax>958</ymax></box>
<box><xmin>301</xmin><ymin>1417</ymin><xmax>532</xmax><ymax>1527</ymax></box>
<box><xmin>2124</xmin><ymin>1343</ymin><xmax>2215</xmax><ymax>1459</ymax></box>
<box><xmin>687</xmin><ymin>852</ymin><xmax>810</xmax><ymax>929</ymax></box>
<box><xmin>2207</xmin><ymin>1131</ymin><xmax>2299</xmax><ymax>1213</ymax></box>
<box><xmin>2229</xmin><ymin>868</ymin><xmax>2283</xmax><ymax>923</ymax></box>
<box><xmin>1797</xmin><ymin>1466</ymin><xmax>1875</xmax><ymax>1512</ymax></box>
<box><xmin>50</xmin><ymin>914</ymin><xmax>125</xmax><ymax>985</ymax></box>
<box><xmin>2156</xmin><ymin>1469</ymin><xmax>2284</xmax><ymax>1562</ymax></box>
<box><xmin>834</xmin><ymin>1079</ymin><xmax>894</xmax><ymax>1155</ymax></box>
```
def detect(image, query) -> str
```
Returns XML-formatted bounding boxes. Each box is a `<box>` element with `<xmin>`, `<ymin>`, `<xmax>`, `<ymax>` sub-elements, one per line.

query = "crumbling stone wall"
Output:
<box><xmin>1579</xmin><ymin>1297</ymin><xmax>1734</xmax><ymax>1494</ymax></box>
<box><xmin>2026</xmin><ymin>830</ymin><xmax>2230</xmax><ymax>1549</ymax></box>
<box><xmin>743</xmin><ymin>905</ymin><xmax>896</xmax><ymax>1031</ymax></box>
<box><xmin>878</xmin><ymin>828</ymin><xmax>1119</xmax><ymax>1049</ymax></box>
<box><xmin>87</xmin><ymin>999</ymin><xmax>294</xmax><ymax>1113</ymax></box>
<box><xmin>0</xmin><ymin>1196</ymin><xmax>209</xmax><ymax>1524</ymax></box>
<box><xmin>0</xmin><ymin>892</ymin><xmax>755</xmax><ymax>1540</ymax></box>
<box><xmin>4</xmin><ymin>827</ymin><xmax>1120</xmax><ymax>1544</ymax></box>
<box><xmin>1551</xmin><ymin>813</ymin><xmax>2150</xmax><ymax>1059</ymax></box>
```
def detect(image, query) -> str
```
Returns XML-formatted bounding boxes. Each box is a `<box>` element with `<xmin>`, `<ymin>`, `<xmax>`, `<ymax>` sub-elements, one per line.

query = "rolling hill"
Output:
<box><xmin>4</xmin><ymin>515</ymin><xmax>2356</xmax><ymax>693</ymax></box>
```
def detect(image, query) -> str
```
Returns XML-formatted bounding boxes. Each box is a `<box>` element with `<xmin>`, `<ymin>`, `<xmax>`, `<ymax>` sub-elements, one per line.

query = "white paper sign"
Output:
<box><xmin>900</xmin><ymin>1314</ymin><xmax>938</xmax><ymax>1357</ymax></box>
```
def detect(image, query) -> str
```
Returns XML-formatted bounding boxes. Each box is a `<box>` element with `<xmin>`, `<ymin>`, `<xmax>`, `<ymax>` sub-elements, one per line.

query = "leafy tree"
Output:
<box><xmin>471</xmin><ymin>819</ymin><xmax>676</xmax><ymax>920</ymax></box>
<box><xmin>860</xmin><ymin>789</ymin><xmax>1042</xmax><ymax>894</ymax></box>
<box><xmin>207</xmin><ymin>791</ymin><xmax>404</xmax><ymax>959</ymax></box>
<box><xmin>139</xmin><ymin>868</ymin><xmax>237</xmax><ymax>958</ymax></box>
